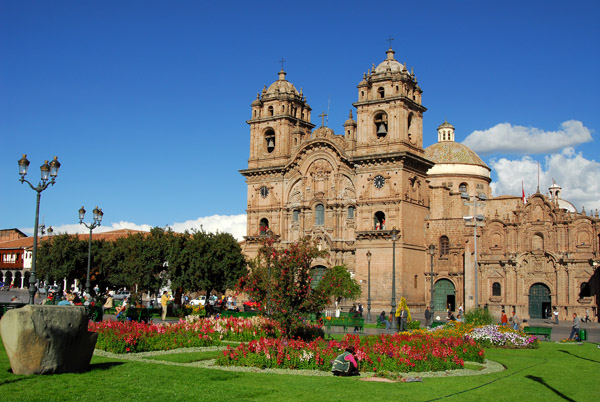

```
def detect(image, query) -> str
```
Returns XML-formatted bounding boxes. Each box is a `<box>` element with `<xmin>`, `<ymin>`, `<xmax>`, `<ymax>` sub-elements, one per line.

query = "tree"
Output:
<box><xmin>37</xmin><ymin>234</ymin><xmax>87</xmax><ymax>287</ymax></box>
<box><xmin>237</xmin><ymin>237</ymin><xmax>328</xmax><ymax>336</ymax></box>
<box><xmin>316</xmin><ymin>265</ymin><xmax>361</xmax><ymax>305</ymax></box>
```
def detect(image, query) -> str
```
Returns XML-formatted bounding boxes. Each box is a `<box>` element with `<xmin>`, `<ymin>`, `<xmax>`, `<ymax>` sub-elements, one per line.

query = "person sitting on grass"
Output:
<box><xmin>332</xmin><ymin>346</ymin><xmax>359</xmax><ymax>377</ymax></box>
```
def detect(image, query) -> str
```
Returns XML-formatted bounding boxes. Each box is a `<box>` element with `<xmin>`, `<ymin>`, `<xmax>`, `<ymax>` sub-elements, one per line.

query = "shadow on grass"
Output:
<box><xmin>525</xmin><ymin>375</ymin><xmax>576</xmax><ymax>402</ymax></box>
<box><xmin>0</xmin><ymin>376</ymin><xmax>30</xmax><ymax>386</ymax></box>
<box><xmin>558</xmin><ymin>349</ymin><xmax>600</xmax><ymax>364</ymax></box>
<box><xmin>89</xmin><ymin>362</ymin><xmax>125</xmax><ymax>371</ymax></box>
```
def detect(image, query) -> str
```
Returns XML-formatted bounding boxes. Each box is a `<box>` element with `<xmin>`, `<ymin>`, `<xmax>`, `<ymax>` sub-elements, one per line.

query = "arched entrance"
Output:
<box><xmin>434</xmin><ymin>279</ymin><xmax>456</xmax><ymax>312</ymax></box>
<box><xmin>529</xmin><ymin>283</ymin><xmax>551</xmax><ymax>318</ymax></box>
<box><xmin>14</xmin><ymin>271</ymin><xmax>22</xmax><ymax>288</ymax></box>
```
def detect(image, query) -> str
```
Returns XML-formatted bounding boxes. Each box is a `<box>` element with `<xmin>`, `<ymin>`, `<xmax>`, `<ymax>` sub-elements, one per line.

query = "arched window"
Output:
<box><xmin>440</xmin><ymin>236</ymin><xmax>449</xmax><ymax>256</ymax></box>
<box><xmin>414</xmin><ymin>275</ymin><xmax>418</xmax><ymax>289</ymax></box>
<box><xmin>459</xmin><ymin>183</ymin><xmax>468</xmax><ymax>193</ymax></box>
<box><xmin>374</xmin><ymin>211</ymin><xmax>386</xmax><ymax>230</ymax></box>
<box><xmin>377</xmin><ymin>87</ymin><xmax>385</xmax><ymax>98</ymax></box>
<box><xmin>374</xmin><ymin>112</ymin><xmax>388</xmax><ymax>138</ymax></box>
<box><xmin>407</xmin><ymin>112</ymin><xmax>414</xmax><ymax>132</ymax></box>
<box><xmin>265</xmin><ymin>129</ymin><xmax>275</xmax><ymax>153</ymax></box>
<box><xmin>315</xmin><ymin>204</ymin><xmax>325</xmax><ymax>226</ymax></box>
<box><xmin>293</xmin><ymin>209</ymin><xmax>299</xmax><ymax>222</ymax></box>
<box><xmin>268</xmin><ymin>106</ymin><xmax>274</xmax><ymax>116</ymax></box>
<box><xmin>259</xmin><ymin>218</ymin><xmax>269</xmax><ymax>235</ymax></box>
<box><xmin>347</xmin><ymin>206</ymin><xmax>355</xmax><ymax>219</ymax></box>
<box><xmin>492</xmin><ymin>282</ymin><xmax>501</xmax><ymax>296</ymax></box>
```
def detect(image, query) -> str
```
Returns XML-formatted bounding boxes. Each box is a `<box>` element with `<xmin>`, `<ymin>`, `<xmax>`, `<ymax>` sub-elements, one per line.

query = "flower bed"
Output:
<box><xmin>90</xmin><ymin>316</ymin><xmax>282</xmax><ymax>353</ymax></box>
<box><xmin>216</xmin><ymin>332</ymin><xmax>484</xmax><ymax>373</ymax></box>
<box><xmin>430</xmin><ymin>323</ymin><xmax>539</xmax><ymax>349</ymax></box>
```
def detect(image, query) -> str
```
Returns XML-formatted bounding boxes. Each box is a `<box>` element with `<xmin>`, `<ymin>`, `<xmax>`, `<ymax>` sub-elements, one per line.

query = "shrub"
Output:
<box><xmin>464</xmin><ymin>307</ymin><xmax>494</xmax><ymax>326</ymax></box>
<box><xmin>407</xmin><ymin>320</ymin><xmax>420</xmax><ymax>330</ymax></box>
<box><xmin>290</xmin><ymin>324</ymin><xmax>325</xmax><ymax>341</ymax></box>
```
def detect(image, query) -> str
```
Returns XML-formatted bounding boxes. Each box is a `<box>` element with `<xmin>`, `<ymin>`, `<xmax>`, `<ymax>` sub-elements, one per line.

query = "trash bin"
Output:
<box><xmin>579</xmin><ymin>329</ymin><xmax>587</xmax><ymax>341</ymax></box>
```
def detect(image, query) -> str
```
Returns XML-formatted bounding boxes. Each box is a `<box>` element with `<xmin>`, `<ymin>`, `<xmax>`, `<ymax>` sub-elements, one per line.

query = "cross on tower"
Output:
<box><xmin>318</xmin><ymin>112</ymin><xmax>327</xmax><ymax>127</ymax></box>
<box><xmin>386</xmin><ymin>35</ymin><xmax>394</xmax><ymax>49</ymax></box>
<box><xmin>279</xmin><ymin>57</ymin><xmax>286</xmax><ymax>70</ymax></box>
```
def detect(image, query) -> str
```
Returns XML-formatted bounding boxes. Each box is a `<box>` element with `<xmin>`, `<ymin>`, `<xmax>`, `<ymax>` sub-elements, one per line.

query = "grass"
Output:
<box><xmin>142</xmin><ymin>350</ymin><xmax>223</xmax><ymax>363</ymax></box>
<box><xmin>0</xmin><ymin>339</ymin><xmax>598</xmax><ymax>401</ymax></box>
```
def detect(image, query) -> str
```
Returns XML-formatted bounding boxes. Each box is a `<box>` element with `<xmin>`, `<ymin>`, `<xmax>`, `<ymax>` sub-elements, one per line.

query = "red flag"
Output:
<box><xmin>522</xmin><ymin>181</ymin><xmax>526</xmax><ymax>204</ymax></box>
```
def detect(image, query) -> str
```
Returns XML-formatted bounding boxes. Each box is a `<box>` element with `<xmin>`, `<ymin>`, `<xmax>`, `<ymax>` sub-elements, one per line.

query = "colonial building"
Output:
<box><xmin>241</xmin><ymin>47</ymin><xmax>600</xmax><ymax>321</ymax></box>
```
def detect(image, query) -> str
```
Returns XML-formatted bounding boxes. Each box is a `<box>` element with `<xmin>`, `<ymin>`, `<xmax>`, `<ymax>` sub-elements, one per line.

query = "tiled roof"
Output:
<box><xmin>425</xmin><ymin>141</ymin><xmax>488</xmax><ymax>167</ymax></box>
<box><xmin>0</xmin><ymin>229</ymin><xmax>147</xmax><ymax>250</ymax></box>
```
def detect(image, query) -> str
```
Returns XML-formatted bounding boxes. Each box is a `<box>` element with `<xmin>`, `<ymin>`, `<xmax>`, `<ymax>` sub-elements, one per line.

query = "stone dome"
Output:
<box><xmin>425</xmin><ymin>141</ymin><xmax>488</xmax><ymax>168</ymax></box>
<box><xmin>373</xmin><ymin>48</ymin><xmax>406</xmax><ymax>75</ymax></box>
<box><xmin>265</xmin><ymin>69</ymin><xmax>299</xmax><ymax>96</ymax></box>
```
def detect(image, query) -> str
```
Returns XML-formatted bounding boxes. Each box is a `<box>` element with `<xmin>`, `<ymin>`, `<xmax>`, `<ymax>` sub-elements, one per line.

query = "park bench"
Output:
<box><xmin>324</xmin><ymin>316</ymin><xmax>365</xmax><ymax>333</ymax></box>
<box><xmin>376</xmin><ymin>315</ymin><xmax>389</xmax><ymax>328</ymax></box>
<box><xmin>0</xmin><ymin>302</ymin><xmax>26</xmax><ymax>318</ymax></box>
<box><xmin>117</xmin><ymin>307</ymin><xmax>154</xmax><ymax>323</ymax></box>
<box><xmin>523</xmin><ymin>326</ymin><xmax>552</xmax><ymax>341</ymax></box>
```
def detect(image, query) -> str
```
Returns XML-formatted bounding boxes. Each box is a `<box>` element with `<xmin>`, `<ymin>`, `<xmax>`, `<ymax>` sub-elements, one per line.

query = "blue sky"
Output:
<box><xmin>2</xmin><ymin>0</ymin><xmax>599</xmax><ymax>239</ymax></box>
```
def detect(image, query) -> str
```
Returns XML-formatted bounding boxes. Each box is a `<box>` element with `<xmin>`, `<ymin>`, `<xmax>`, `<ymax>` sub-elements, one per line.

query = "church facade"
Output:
<box><xmin>240</xmin><ymin>47</ymin><xmax>600</xmax><ymax>321</ymax></box>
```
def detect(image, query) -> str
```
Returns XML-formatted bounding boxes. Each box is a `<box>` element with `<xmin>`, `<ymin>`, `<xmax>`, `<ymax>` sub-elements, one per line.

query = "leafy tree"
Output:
<box><xmin>37</xmin><ymin>234</ymin><xmax>87</xmax><ymax>287</ymax></box>
<box><xmin>237</xmin><ymin>237</ymin><xmax>328</xmax><ymax>336</ymax></box>
<box><xmin>397</xmin><ymin>296</ymin><xmax>412</xmax><ymax>321</ymax></box>
<box><xmin>316</xmin><ymin>265</ymin><xmax>361</xmax><ymax>305</ymax></box>
<box><xmin>106</xmin><ymin>227</ymin><xmax>169</xmax><ymax>302</ymax></box>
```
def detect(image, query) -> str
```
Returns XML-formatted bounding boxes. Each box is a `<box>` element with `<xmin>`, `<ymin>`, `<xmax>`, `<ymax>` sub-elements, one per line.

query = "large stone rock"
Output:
<box><xmin>0</xmin><ymin>305</ymin><xmax>98</xmax><ymax>374</ymax></box>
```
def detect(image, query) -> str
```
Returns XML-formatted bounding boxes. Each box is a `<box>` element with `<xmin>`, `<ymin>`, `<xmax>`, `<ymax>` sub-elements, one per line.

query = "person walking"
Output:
<box><xmin>513</xmin><ymin>312</ymin><xmax>520</xmax><ymax>330</ymax></box>
<box><xmin>501</xmin><ymin>310</ymin><xmax>508</xmax><ymax>326</ymax></box>
<box><xmin>424</xmin><ymin>306</ymin><xmax>432</xmax><ymax>327</ymax></box>
<box><xmin>160</xmin><ymin>291</ymin><xmax>169</xmax><ymax>321</ymax></box>
<box><xmin>584</xmin><ymin>308</ymin><xmax>590</xmax><ymax>323</ymax></box>
<box><xmin>553</xmin><ymin>308</ymin><xmax>559</xmax><ymax>325</ymax></box>
<box><xmin>568</xmin><ymin>313</ymin><xmax>580</xmax><ymax>340</ymax></box>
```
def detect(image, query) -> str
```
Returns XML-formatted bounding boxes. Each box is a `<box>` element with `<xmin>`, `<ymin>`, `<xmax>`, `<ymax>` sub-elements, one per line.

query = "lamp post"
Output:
<box><xmin>390</xmin><ymin>228</ymin><xmax>399</xmax><ymax>330</ymax></box>
<box><xmin>462</xmin><ymin>192</ymin><xmax>486</xmax><ymax>310</ymax></box>
<box><xmin>366</xmin><ymin>250</ymin><xmax>372</xmax><ymax>323</ymax></box>
<box><xmin>18</xmin><ymin>154</ymin><xmax>61</xmax><ymax>305</ymax></box>
<box><xmin>429</xmin><ymin>244</ymin><xmax>435</xmax><ymax>312</ymax></box>
<box><xmin>79</xmin><ymin>206</ymin><xmax>103</xmax><ymax>296</ymax></box>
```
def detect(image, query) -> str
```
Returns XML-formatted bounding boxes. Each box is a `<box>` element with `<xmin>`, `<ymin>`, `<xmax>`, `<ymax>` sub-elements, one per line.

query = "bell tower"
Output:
<box><xmin>247</xmin><ymin>67</ymin><xmax>314</xmax><ymax>170</ymax></box>
<box><xmin>352</xmin><ymin>47</ymin><xmax>426</xmax><ymax>157</ymax></box>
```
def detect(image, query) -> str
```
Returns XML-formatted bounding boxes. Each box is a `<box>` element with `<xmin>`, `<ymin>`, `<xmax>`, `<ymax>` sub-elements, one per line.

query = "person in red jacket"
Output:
<box><xmin>501</xmin><ymin>310</ymin><xmax>508</xmax><ymax>326</ymax></box>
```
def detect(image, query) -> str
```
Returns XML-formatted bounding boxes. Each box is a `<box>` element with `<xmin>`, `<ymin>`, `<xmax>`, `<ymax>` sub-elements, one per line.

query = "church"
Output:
<box><xmin>240</xmin><ymin>46</ymin><xmax>599</xmax><ymax>322</ymax></box>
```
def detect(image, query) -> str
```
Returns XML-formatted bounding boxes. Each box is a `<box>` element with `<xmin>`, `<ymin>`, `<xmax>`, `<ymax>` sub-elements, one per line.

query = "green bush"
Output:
<box><xmin>407</xmin><ymin>320</ymin><xmax>420</xmax><ymax>329</ymax></box>
<box><xmin>464</xmin><ymin>307</ymin><xmax>494</xmax><ymax>326</ymax></box>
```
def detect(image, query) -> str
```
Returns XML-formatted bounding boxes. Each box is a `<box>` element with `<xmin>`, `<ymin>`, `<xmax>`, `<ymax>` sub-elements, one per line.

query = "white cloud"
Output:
<box><xmin>463</xmin><ymin>120</ymin><xmax>592</xmax><ymax>155</ymax></box>
<box><xmin>167</xmin><ymin>214</ymin><xmax>247</xmax><ymax>240</ymax></box>
<box><xmin>23</xmin><ymin>214</ymin><xmax>248</xmax><ymax>241</ymax></box>
<box><xmin>490</xmin><ymin>148</ymin><xmax>600</xmax><ymax>212</ymax></box>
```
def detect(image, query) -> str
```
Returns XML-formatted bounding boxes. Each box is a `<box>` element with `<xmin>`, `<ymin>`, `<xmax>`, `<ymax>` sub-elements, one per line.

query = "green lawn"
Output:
<box><xmin>0</xmin><ymin>340</ymin><xmax>597</xmax><ymax>401</ymax></box>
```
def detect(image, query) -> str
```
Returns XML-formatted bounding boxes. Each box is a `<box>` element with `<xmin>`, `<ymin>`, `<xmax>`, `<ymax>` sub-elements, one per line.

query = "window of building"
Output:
<box><xmin>259</xmin><ymin>218</ymin><xmax>269</xmax><ymax>235</ymax></box>
<box><xmin>492</xmin><ymin>282</ymin><xmax>501</xmax><ymax>296</ymax></box>
<box><xmin>315</xmin><ymin>204</ymin><xmax>325</xmax><ymax>226</ymax></box>
<box><xmin>580</xmin><ymin>282</ymin><xmax>591</xmax><ymax>298</ymax></box>
<box><xmin>268</xmin><ymin>106</ymin><xmax>274</xmax><ymax>116</ymax></box>
<box><xmin>374</xmin><ymin>112</ymin><xmax>388</xmax><ymax>138</ymax></box>
<box><xmin>293</xmin><ymin>209</ymin><xmax>299</xmax><ymax>222</ymax></box>
<box><xmin>440</xmin><ymin>236</ymin><xmax>449</xmax><ymax>256</ymax></box>
<box><xmin>347</xmin><ymin>206</ymin><xmax>355</xmax><ymax>219</ymax></box>
<box><xmin>377</xmin><ymin>87</ymin><xmax>385</xmax><ymax>98</ymax></box>
<box><xmin>414</xmin><ymin>275</ymin><xmax>418</xmax><ymax>289</ymax></box>
<box><xmin>374</xmin><ymin>211</ymin><xmax>386</xmax><ymax>230</ymax></box>
<box><xmin>459</xmin><ymin>183</ymin><xmax>468</xmax><ymax>193</ymax></box>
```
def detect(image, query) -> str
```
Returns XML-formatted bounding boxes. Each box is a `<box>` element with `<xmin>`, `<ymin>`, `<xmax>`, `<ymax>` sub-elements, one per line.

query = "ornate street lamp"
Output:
<box><xmin>18</xmin><ymin>154</ymin><xmax>61</xmax><ymax>304</ymax></box>
<box><xmin>428</xmin><ymin>244</ymin><xmax>436</xmax><ymax>313</ymax></box>
<box><xmin>79</xmin><ymin>206</ymin><xmax>103</xmax><ymax>296</ymax></box>
<box><xmin>366</xmin><ymin>250</ymin><xmax>372</xmax><ymax>323</ymax></box>
<box><xmin>390</xmin><ymin>228</ymin><xmax>399</xmax><ymax>330</ymax></box>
